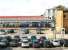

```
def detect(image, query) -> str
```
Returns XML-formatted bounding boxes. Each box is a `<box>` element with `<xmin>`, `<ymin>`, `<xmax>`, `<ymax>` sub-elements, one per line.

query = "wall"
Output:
<box><xmin>55</xmin><ymin>9</ymin><xmax>63</xmax><ymax>33</ymax></box>
<box><xmin>63</xmin><ymin>11</ymin><xmax>68</xmax><ymax>31</ymax></box>
<box><xmin>29</xmin><ymin>28</ymin><xmax>54</xmax><ymax>39</ymax></box>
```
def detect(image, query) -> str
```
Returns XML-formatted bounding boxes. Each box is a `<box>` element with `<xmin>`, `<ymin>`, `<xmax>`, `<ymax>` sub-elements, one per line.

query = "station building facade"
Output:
<box><xmin>0</xmin><ymin>16</ymin><xmax>54</xmax><ymax>39</ymax></box>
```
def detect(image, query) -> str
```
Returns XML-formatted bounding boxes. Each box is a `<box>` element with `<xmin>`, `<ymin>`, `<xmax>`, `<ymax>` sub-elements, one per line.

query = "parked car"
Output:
<box><xmin>64</xmin><ymin>39</ymin><xmax>68</xmax><ymax>47</ymax></box>
<box><xmin>38</xmin><ymin>36</ymin><xmax>47</xmax><ymax>47</ymax></box>
<box><xmin>0</xmin><ymin>37</ymin><xmax>9</xmax><ymax>48</ymax></box>
<box><xmin>5</xmin><ymin>36</ymin><xmax>12</xmax><ymax>42</ymax></box>
<box><xmin>14</xmin><ymin>35</ymin><xmax>20</xmax><ymax>46</ymax></box>
<box><xmin>44</xmin><ymin>40</ymin><xmax>53</xmax><ymax>48</ymax></box>
<box><xmin>32</xmin><ymin>40</ymin><xmax>40</xmax><ymax>48</ymax></box>
<box><xmin>51</xmin><ymin>39</ymin><xmax>61</xmax><ymax>47</ymax></box>
<box><xmin>31</xmin><ymin>36</ymin><xmax>37</xmax><ymax>42</ymax></box>
<box><xmin>60</xmin><ymin>39</ymin><xmax>68</xmax><ymax>47</ymax></box>
<box><xmin>28</xmin><ymin>38</ymin><xmax>32</xmax><ymax>47</ymax></box>
<box><xmin>9</xmin><ymin>39</ymin><xmax>19</xmax><ymax>47</ymax></box>
<box><xmin>31</xmin><ymin>36</ymin><xmax>40</xmax><ymax>48</ymax></box>
<box><xmin>21</xmin><ymin>36</ymin><xmax>29</xmax><ymax>48</ymax></box>
<box><xmin>14</xmin><ymin>35</ymin><xmax>20</xmax><ymax>42</ymax></box>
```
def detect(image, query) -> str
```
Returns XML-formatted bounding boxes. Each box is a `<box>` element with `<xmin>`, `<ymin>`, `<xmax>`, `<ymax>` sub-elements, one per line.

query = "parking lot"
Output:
<box><xmin>0</xmin><ymin>47</ymin><xmax>68</xmax><ymax>50</ymax></box>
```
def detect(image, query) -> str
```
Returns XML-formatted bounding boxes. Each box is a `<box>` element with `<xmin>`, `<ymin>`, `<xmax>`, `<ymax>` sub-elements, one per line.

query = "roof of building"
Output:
<box><xmin>64</xmin><ymin>7</ymin><xmax>68</xmax><ymax>12</ymax></box>
<box><xmin>48</xmin><ymin>5</ymin><xmax>67</xmax><ymax>11</ymax></box>
<box><xmin>0</xmin><ymin>16</ymin><xmax>46</xmax><ymax>21</ymax></box>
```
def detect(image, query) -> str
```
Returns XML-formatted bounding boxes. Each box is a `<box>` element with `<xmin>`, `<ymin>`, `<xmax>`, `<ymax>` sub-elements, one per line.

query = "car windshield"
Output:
<box><xmin>0</xmin><ymin>37</ymin><xmax>8</xmax><ymax>42</ymax></box>
<box><xmin>34</xmin><ymin>41</ymin><xmax>38</xmax><ymax>43</ymax></box>
<box><xmin>40</xmin><ymin>37</ymin><xmax>47</xmax><ymax>39</ymax></box>
<box><xmin>11</xmin><ymin>39</ymin><xmax>17</xmax><ymax>42</ymax></box>
<box><xmin>21</xmin><ymin>38</ymin><xmax>28</xmax><ymax>40</ymax></box>
<box><xmin>54</xmin><ymin>41</ymin><xmax>58</xmax><ymax>42</ymax></box>
<box><xmin>0</xmin><ymin>37</ymin><xmax>3</xmax><ymax>40</ymax></box>
<box><xmin>31</xmin><ymin>36</ymin><xmax>37</xmax><ymax>40</ymax></box>
<box><xmin>1</xmin><ymin>39</ymin><xmax>7</xmax><ymax>42</ymax></box>
<box><xmin>14</xmin><ymin>36</ymin><xmax>19</xmax><ymax>38</ymax></box>
<box><xmin>22</xmin><ymin>37</ymin><xmax>27</xmax><ymax>39</ymax></box>
<box><xmin>21</xmin><ymin>37</ymin><xmax>28</xmax><ymax>40</ymax></box>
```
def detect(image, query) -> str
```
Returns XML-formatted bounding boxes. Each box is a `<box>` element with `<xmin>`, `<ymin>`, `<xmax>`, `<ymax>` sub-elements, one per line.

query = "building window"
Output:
<box><xmin>45</xmin><ymin>22</ymin><xmax>51</xmax><ymax>27</ymax></box>
<box><xmin>7</xmin><ymin>29</ymin><xmax>15</xmax><ymax>33</ymax></box>
<box><xmin>21</xmin><ymin>29</ymin><xmax>29</xmax><ymax>34</ymax></box>
<box><xmin>32</xmin><ymin>22</ymin><xmax>39</xmax><ymax>27</ymax></box>
<box><xmin>25</xmin><ymin>29</ymin><xmax>29</xmax><ymax>34</ymax></box>
<box><xmin>0</xmin><ymin>23</ymin><xmax>3</xmax><ymax>27</ymax></box>
<box><xmin>2</xmin><ymin>23</ymin><xmax>16</xmax><ymax>28</ymax></box>
<box><xmin>0</xmin><ymin>30</ymin><xmax>5</xmax><ymax>32</ymax></box>
<box><xmin>65</xmin><ymin>30</ymin><xmax>68</xmax><ymax>34</ymax></box>
<box><xmin>9</xmin><ymin>23</ymin><xmax>16</xmax><ymax>27</ymax></box>
<box><xmin>37</xmin><ymin>29</ymin><xmax>44</xmax><ymax>34</ymax></box>
<box><xmin>40</xmin><ymin>22</ymin><xmax>45</xmax><ymax>27</ymax></box>
<box><xmin>20</xmin><ymin>23</ymin><xmax>29</xmax><ymax>28</ymax></box>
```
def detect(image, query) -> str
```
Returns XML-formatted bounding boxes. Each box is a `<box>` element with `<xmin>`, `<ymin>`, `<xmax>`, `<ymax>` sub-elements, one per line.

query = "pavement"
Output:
<box><xmin>0</xmin><ymin>47</ymin><xmax>68</xmax><ymax>50</ymax></box>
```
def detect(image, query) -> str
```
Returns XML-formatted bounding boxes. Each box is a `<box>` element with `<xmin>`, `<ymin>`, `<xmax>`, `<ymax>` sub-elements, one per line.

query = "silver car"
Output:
<box><xmin>51</xmin><ymin>40</ymin><xmax>60</xmax><ymax>47</ymax></box>
<box><xmin>21</xmin><ymin>37</ymin><xmax>29</xmax><ymax>48</ymax></box>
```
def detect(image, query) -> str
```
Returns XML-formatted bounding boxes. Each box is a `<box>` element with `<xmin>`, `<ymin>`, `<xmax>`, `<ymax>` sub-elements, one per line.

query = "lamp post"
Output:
<box><xmin>61</xmin><ymin>28</ymin><xmax>65</xmax><ymax>50</ymax></box>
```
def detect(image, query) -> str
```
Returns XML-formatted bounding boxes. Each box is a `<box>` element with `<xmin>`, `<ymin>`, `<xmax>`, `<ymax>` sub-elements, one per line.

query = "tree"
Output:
<box><xmin>55</xmin><ymin>5</ymin><xmax>64</xmax><ymax>10</ymax></box>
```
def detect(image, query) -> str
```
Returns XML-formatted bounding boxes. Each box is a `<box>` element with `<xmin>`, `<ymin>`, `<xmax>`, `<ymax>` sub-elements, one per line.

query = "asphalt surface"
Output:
<box><xmin>0</xmin><ymin>47</ymin><xmax>68</xmax><ymax>50</ymax></box>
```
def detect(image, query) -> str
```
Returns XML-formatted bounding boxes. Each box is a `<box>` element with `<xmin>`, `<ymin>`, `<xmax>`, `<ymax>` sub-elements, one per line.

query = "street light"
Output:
<box><xmin>61</xmin><ymin>28</ymin><xmax>65</xmax><ymax>50</ymax></box>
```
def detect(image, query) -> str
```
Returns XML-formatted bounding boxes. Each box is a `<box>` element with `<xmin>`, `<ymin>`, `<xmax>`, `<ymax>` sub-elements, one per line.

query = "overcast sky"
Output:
<box><xmin>0</xmin><ymin>0</ymin><xmax>66</xmax><ymax>16</ymax></box>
